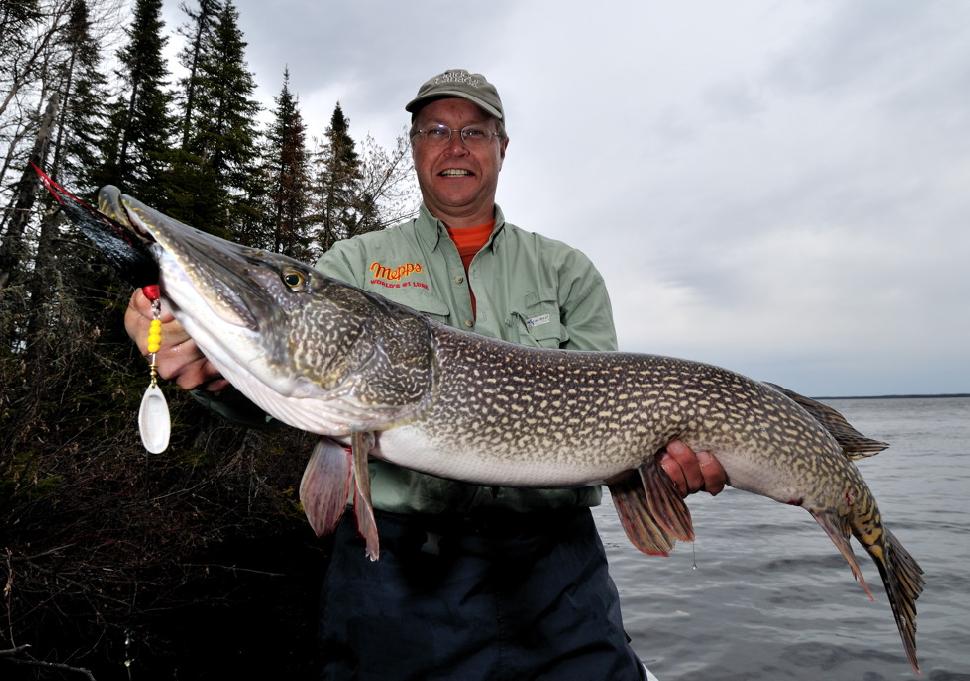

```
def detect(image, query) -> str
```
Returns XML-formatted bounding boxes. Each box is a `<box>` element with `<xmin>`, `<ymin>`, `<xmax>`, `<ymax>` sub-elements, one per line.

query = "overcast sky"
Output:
<box><xmin>161</xmin><ymin>0</ymin><xmax>969</xmax><ymax>396</ymax></box>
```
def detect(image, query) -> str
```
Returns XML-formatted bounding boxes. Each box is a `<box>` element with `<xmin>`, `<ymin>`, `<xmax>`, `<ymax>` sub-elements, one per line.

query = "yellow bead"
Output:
<box><xmin>147</xmin><ymin>318</ymin><xmax>162</xmax><ymax>354</ymax></box>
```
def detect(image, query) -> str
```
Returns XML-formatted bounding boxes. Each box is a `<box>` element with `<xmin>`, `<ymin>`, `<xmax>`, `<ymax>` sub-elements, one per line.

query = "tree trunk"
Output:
<box><xmin>0</xmin><ymin>93</ymin><xmax>59</xmax><ymax>293</ymax></box>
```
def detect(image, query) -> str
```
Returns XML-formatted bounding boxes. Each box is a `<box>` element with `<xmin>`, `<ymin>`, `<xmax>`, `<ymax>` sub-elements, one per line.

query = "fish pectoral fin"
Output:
<box><xmin>641</xmin><ymin>460</ymin><xmax>695</xmax><ymax>542</ymax></box>
<box><xmin>351</xmin><ymin>430</ymin><xmax>380</xmax><ymax>561</ymax></box>
<box><xmin>608</xmin><ymin>462</ymin><xmax>695</xmax><ymax>556</ymax></box>
<box><xmin>609</xmin><ymin>471</ymin><xmax>673</xmax><ymax>556</ymax></box>
<box><xmin>810</xmin><ymin>509</ymin><xmax>874</xmax><ymax>600</ymax></box>
<box><xmin>299</xmin><ymin>438</ymin><xmax>352</xmax><ymax>538</ymax></box>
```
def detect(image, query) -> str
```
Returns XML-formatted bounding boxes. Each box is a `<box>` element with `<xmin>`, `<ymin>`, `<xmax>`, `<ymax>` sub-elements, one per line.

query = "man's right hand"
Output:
<box><xmin>124</xmin><ymin>289</ymin><xmax>228</xmax><ymax>391</ymax></box>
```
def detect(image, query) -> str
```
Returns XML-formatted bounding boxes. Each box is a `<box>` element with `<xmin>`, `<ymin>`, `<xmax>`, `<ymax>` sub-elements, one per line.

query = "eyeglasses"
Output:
<box><xmin>411</xmin><ymin>123</ymin><xmax>503</xmax><ymax>148</ymax></box>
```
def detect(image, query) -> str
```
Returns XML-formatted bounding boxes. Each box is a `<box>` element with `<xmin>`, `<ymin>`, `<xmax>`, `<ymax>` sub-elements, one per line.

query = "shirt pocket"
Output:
<box><xmin>511</xmin><ymin>292</ymin><xmax>569</xmax><ymax>349</ymax></box>
<box><xmin>381</xmin><ymin>288</ymin><xmax>451</xmax><ymax>325</ymax></box>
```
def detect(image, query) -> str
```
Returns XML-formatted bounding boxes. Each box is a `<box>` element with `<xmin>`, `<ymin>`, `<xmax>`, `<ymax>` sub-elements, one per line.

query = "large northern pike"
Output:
<box><xmin>40</xmin><ymin>171</ymin><xmax>923</xmax><ymax>673</ymax></box>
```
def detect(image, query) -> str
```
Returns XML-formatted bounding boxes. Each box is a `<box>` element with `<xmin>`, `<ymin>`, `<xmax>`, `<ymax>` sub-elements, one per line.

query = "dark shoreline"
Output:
<box><xmin>814</xmin><ymin>393</ymin><xmax>970</xmax><ymax>400</ymax></box>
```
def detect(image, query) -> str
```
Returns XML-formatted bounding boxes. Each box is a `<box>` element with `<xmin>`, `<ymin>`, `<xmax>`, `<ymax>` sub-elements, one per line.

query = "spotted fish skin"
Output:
<box><xmin>47</xmin><ymin>182</ymin><xmax>924</xmax><ymax>674</ymax></box>
<box><xmin>381</xmin><ymin>324</ymin><xmax>924</xmax><ymax>676</ymax></box>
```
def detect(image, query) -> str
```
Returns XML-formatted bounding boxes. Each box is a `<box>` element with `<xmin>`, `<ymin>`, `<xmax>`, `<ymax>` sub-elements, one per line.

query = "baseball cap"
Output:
<box><xmin>405</xmin><ymin>69</ymin><xmax>504</xmax><ymax>121</ymax></box>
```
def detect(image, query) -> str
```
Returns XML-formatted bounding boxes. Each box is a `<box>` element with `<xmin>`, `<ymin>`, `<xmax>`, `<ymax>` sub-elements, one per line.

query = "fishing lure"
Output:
<box><xmin>137</xmin><ymin>284</ymin><xmax>170</xmax><ymax>453</ymax></box>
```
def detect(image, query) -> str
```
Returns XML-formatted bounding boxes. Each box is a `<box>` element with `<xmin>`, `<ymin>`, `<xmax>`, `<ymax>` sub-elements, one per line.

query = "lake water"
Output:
<box><xmin>593</xmin><ymin>396</ymin><xmax>970</xmax><ymax>681</ymax></box>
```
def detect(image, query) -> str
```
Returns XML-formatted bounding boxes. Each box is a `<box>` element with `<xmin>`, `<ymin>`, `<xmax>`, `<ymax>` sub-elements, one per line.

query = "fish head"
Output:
<box><xmin>109</xmin><ymin>189</ymin><xmax>436</xmax><ymax>430</ymax></box>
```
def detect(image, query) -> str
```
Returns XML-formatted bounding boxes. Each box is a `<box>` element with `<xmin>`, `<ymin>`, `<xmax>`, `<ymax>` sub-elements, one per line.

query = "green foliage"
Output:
<box><xmin>262</xmin><ymin>68</ymin><xmax>312</xmax><ymax>260</ymax></box>
<box><xmin>53</xmin><ymin>0</ymin><xmax>110</xmax><ymax>189</ymax></box>
<box><xmin>165</xmin><ymin>0</ymin><xmax>260</xmax><ymax>237</ymax></box>
<box><xmin>0</xmin><ymin>0</ymin><xmax>42</xmax><ymax>69</ymax></box>
<box><xmin>176</xmin><ymin>0</ymin><xmax>223</xmax><ymax>150</ymax></box>
<box><xmin>97</xmin><ymin>0</ymin><xmax>175</xmax><ymax>205</ymax></box>
<box><xmin>0</xmin><ymin>1</ymin><xmax>420</xmax><ymax>676</ymax></box>
<box><xmin>314</xmin><ymin>101</ymin><xmax>364</xmax><ymax>254</ymax></box>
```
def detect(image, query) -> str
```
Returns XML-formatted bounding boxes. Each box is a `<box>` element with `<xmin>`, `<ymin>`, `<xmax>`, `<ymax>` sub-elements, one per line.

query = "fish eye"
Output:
<box><xmin>282</xmin><ymin>269</ymin><xmax>307</xmax><ymax>291</ymax></box>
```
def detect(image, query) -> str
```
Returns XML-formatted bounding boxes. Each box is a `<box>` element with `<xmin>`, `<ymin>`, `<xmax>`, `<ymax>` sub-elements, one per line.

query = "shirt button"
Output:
<box><xmin>463</xmin><ymin>319</ymin><xmax>474</xmax><ymax>328</ymax></box>
<box><xmin>454</xmin><ymin>275</ymin><xmax>464</xmax><ymax>285</ymax></box>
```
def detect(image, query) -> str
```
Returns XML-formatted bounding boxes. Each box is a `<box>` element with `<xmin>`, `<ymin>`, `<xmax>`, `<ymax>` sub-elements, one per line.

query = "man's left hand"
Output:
<box><xmin>658</xmin><ymin>440</ymin><xmax>727</xmax><ymax>497</ymax></box>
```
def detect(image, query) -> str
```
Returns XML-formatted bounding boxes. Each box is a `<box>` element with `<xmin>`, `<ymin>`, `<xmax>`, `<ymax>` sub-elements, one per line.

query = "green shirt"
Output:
<box><xmin>316</xmin><ymin>204</ymin><xmax>617</xmax><ymax>513</ymax></box>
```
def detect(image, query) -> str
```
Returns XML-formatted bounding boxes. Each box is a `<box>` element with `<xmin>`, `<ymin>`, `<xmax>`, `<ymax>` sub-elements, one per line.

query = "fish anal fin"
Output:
<box><xmin>608</xmin><ymin>461</ymin><xmax>695</xmax><ymax>556</ymax></box>
<box><xmin>608</xmin><ymin>471</ymin><xmax>673</xmax><ymax>556</ymax></box>
<box><xmin>766</xmin><ymin>383</ymin><xmax>889</xmax><ymax>459</ymax></box>
<box><xmin>351</xmin><ymin>430</ymin><xmax>380</xmax><ymax>561</ymax></box>
<box><xmin>811</xmin><ymin>509</ymin><xmax>874</xmax><ymax>600</ymax></box>
<box><xmin>641</xmin><ymin>459</ymin><xmax>695</xmax><ymax>542</ymax></box>
<box><xmin>299</xmin><ymin>439</ymin><xmax>352</xmax><ymax>538</ymax></box>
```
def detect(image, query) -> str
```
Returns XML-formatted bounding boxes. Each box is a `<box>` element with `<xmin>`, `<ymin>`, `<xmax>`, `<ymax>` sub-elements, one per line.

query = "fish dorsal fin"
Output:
<box><xmin>765</xmin><ymin>383</ymin><xmax>889</xmax><ymax>459</ymax></box>
<box><xmin>607</xmin><ymin>462</ymin><xmax>695</xmax><ymax>557</ymax></box>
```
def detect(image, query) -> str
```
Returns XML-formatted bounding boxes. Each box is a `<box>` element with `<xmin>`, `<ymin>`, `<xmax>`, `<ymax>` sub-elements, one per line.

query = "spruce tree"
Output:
<box><xmin>162</xmin><ymin>0</ymin><xmax>222</xmax><ymax>229</ymax></box>
<box><xmin>176</xmin><ymin>0</ymin><xmax>222</xmax><ymax>151</ymax></box>
<box><xmin>24</xmin><ymin>0</ymin><xmax>111</xmax><ymax>372</ymax></box>
<box><xmin>315</xmin><ymin>101</ymin><xmax>363</xmax><ymax>252</ymax></box>
<box><xmin>170</xmin><ymin>0</ymin><xmax>259</xmax><ymax>235</ymax></box>
<box><xmin>0</xmin><ymin>0</ymin><xmax>41</xmax><ymax>79</ymax></box>
<box><xmin>263</xmin><ymin>68</ymin><xmax>311</xmax><ymax>260</ymax></box>
<box><xmin>53</xmin><ymin>0</ymin><xmax>109</xmax><ymax>190</ymax></box>
<box><xmin>99</xmin><ymin>0</ymin><xmax>174</xmax><ymax>204</ymax></box>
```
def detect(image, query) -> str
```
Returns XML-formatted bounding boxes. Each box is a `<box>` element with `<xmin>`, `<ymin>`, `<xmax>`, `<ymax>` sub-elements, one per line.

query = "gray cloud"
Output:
<box><xmin>161</xmin><ymin>0</ymin><xmax>969</xmax><ymax>395</ymax></box>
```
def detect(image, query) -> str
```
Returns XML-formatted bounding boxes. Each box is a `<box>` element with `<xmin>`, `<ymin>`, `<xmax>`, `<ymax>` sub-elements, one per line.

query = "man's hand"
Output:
<box><xmin>124</xmin><ymin>289</ymin><xmax>228</xmax><ymax>391</ymax></box>
<box><xmin>658</xmin><ymin>440</ymin><xmax>727</xmax><ymax>497</ymax></box>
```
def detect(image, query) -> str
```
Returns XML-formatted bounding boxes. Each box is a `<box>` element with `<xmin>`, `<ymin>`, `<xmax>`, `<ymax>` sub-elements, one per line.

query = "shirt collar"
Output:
<box><xmin>416</xmin><ymin>203</ymin><xmax>507</xmax><ymax>252</ymax></box>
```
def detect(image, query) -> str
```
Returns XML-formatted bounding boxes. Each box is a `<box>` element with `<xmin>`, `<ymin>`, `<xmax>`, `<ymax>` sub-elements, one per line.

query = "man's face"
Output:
<box><xmin>411</xmin><ymin>98</ymin><xmax>509</xmax><ymax>225</ymax></box>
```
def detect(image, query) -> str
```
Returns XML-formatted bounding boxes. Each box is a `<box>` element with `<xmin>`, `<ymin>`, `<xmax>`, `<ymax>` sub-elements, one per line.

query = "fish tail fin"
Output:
<box><xmin>608</xmin><ymin>461</ymin><xmax>694</xmax><ymax>557</ymax></box>
<box><xmin>842</xmin><ymin>484</ymin><xmax>924</xmax><ymax>674</ymax></box>
<box><xmin>861</xmin><ymin>526</ymin><xmax>925</xmax><ymax>674</ymax></box>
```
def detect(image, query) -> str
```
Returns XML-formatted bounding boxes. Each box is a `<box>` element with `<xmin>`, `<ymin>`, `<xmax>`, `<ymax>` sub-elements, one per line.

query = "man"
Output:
<box><xmin>125</xmin><ymin>69</ymin><xmax>726</xmax><ymax>680</ymax></box>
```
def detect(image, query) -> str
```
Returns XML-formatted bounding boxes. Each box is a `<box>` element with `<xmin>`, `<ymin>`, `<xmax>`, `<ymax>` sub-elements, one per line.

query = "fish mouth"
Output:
<box><xmin>102</xmin><ymin>187</ymin><xmax>270</xmax><ymax>331</ymax></box>
<box><xmin>35</xmin><ymin>170</ymin><xmax>159</xmax><ymax>287</ymax></box>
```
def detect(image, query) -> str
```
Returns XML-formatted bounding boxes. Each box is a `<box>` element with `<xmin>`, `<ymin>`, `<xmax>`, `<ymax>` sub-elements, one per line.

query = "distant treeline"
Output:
<box><xmin>0</xmin><ymin>0</ymin><xmax>418</xmax><ymax>678</ymax></box>
<box><xmin>815</xmin><ymin>393</ymin><xmax>970</xmax><ymax>400</ymax></box>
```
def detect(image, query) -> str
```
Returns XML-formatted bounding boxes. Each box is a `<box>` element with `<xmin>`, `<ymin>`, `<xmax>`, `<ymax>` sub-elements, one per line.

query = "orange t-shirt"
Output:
<box><xmin>445</xmin><ymin>221</ymin><xmax>494</xmax><ymax>318</ymax></box>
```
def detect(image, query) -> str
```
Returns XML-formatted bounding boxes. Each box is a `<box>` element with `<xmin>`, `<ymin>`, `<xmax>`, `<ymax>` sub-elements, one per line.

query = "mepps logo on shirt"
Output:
<box><xmin>368</xmin><ymin>261</ymin><xmax>429</xmax><ymax>290</ymax></box>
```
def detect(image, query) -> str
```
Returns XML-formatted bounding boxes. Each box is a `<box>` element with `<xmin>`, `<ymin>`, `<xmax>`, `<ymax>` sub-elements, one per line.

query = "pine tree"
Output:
<box><xmin>53</xmin><ymin>0</ymin><xmax>110</xmax><ymax>189</ymax></box>
<box><xmin>0</xmin><ymin>0</ymin><xmax>72</xmax><ymax>223</ymax></box>
<box><xmin>0</xmin><ymin>94</ymin><xmax>58</xmax><ymax>294</ymax></box>
<box><xmin>170</xmin><ymin>0</ymin><xmax>259</xmax><ymax>234</ymax></box>
<box><xmin>176</xmin><ymin>0</ymin><xmax>222</xmax><ymax>151</ymax></box>
<box><xmin>314</xmin><ymin>101</ymin><xmax>363</xmax><ymax>252</ymax></box>
<box><xmin>24</xmin><ymin>0</ymin><xmax>111</xmax><ymax>373</ymax></box>
<box><xmin>263</xmin><ymin>68</ymin><xmax>311</xmax><ymax>260</ymax></box>
<box><xmin>98</xmin><ymin>0</ymin><xmax>174</xmax><ymax>204</ymax></box>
